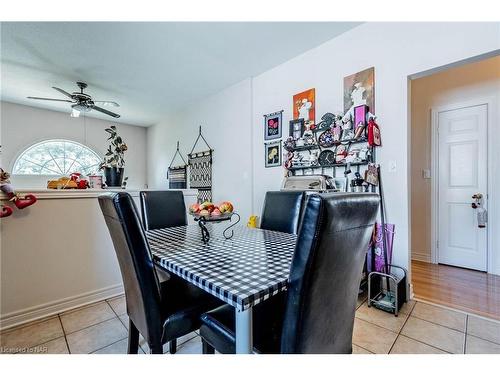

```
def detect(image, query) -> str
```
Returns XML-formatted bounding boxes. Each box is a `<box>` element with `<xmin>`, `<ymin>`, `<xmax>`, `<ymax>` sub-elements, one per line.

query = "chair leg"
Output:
<box><xmin>127</xmin><ymin>319</ymin><xmax>140</xmax><ymax>354</ymax></box>
<box><xmin>169</xmin><ymin>339</ymin><xmax>177</xmax><ymax>354</ymax></box>
<box><xmin>202</xmin><ymin>338</ymin><xmax>215</xmax><ymax>354</ymax></box>
<box><xmin>150</xmin><ymin>345</ymin><xmax>163</xmax><ymax>354</ymax></box>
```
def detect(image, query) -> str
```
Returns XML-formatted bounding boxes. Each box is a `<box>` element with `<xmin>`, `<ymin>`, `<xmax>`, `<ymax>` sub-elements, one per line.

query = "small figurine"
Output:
<box><xmin>1</xmin><ymin>168</ymin><xmax>37</xmax><ymax>218</ymax></box>
<box><xmin>284</xmin><ymin>137</ymin><xmax>296</xmax><ymax>152</ymax></box>
<box><xmin>284</xmin><ymin>152</ymin><xmax>294</xmax><ymax>169</ymax></box>
<box><xmin>335</xmin><ymin>144</ymin><xmax>348</xmax><ymax>163</ymax></box>
<box><xmin>302</xmin><ymin>122</ymin><xmax>315</xmax><ymax>145</ymax></box>
<box><xmin>341</xmin><ymin>116</ymin><xmax>355</xmax><ymax>141</ymax></box>
<box><xmin>309</xmin><ymin>150</ymin><xmax>319</xmax><ymax>166</ymax></box>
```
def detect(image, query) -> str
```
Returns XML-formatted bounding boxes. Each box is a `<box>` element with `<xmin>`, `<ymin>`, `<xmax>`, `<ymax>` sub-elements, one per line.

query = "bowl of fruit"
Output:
<box><xmin>188</xmin><ymin>201</ymin><xmax>234</xmax><ymax>222</ymax></box>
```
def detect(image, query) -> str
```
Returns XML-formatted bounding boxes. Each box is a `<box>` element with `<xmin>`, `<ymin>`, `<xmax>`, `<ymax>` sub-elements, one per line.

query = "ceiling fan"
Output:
<box><xmin>27</xmin><ymin>82</ymin><xmax>121</xmax><ymax>118</ymax></box>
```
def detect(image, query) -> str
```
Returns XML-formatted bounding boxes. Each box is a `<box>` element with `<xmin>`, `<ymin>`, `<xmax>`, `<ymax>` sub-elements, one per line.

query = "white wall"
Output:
<box><xmin>147</xmin><ymin>79</ymin><xmax>253</xmax><ymax>220</ymax></box>
<box><xmin>0</xmin><ymin>189</ymin><xmax>198</xmax><ymax>329</ymax></box>
<box><xmin>148</xmin><ymin>22</ymin><xmax>500</xmax><ymax>278</ymax></box>
<box><xmin>410</xmin><ymin>56</ymin><xmax>500</xmax><ymax>269</ymax></box>
<box><xmin>1</xmin><ymin>101</ymin><xmax>147</xmax><ymax>189</ymax></box>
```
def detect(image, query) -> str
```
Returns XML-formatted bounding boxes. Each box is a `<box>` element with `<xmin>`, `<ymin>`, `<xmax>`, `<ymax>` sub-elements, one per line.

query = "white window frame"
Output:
<box><xmin>12</xmin><ymin>139</ymin><xmax>102</xmax><ymax>176</ymax></box>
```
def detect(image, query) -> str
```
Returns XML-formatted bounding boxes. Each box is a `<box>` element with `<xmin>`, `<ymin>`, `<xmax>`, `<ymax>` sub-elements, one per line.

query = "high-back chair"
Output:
<box><xmin>260</xmin><ymin>191</ymin><xmax>305</xmax><ymax>234</ymax></box>
<box><xmin>199</xmin><ymin>192</ymin><xmax>380</xmax><ymax>353</ymax></box>
<box><xmin>139</xmin><ymin>190</ymin><xmax>187</xmax><ymax>230</ymax></box>
<box><xmin>99</xmin><ymin>192</ymin><xmax>221</xmax><ymax>354</ymax></box>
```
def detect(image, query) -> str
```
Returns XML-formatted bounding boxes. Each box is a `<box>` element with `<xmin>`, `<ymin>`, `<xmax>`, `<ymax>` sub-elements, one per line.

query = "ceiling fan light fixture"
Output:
<box><xmin>70</xmin><ymin>109</ymin><xmax>80</xmax><ymax>118</ymax></box>
<box><xmin>71</xmin><ymin>103</ymin><xmax>91</xmax><ymax>112</ymax></box>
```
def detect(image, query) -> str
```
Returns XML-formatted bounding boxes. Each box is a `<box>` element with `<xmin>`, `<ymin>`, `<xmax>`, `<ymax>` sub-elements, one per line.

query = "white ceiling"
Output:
<box><xmin>1</xmin><ymin>22</ymin><xmax>360</xmax><ymax>126</ymax></box>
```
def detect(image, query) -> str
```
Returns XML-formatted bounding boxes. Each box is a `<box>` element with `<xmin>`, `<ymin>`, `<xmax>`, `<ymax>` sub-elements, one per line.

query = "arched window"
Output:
<box><xmin>12</xmin><ymin>140</ymin><xmax>102</xmax><ymax>176</ymax></box>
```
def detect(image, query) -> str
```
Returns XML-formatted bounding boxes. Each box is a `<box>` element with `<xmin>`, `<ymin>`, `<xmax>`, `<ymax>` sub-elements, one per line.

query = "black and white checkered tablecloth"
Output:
<box><xmin>146</xmin><ymin>224</ymin><xmax>297</xmax><ymax>311</ymax></box>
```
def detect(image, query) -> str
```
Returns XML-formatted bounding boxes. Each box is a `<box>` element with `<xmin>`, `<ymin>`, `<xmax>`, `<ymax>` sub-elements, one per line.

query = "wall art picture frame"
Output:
<box><xmin>344</xmin><ymin>67</ymin><xmax>375</xmax><ymax>115</ymax></box>
<box><xmin>293</xmin><ymin>88</ymin><xmax>315</xmax><ymax>125</ymax></box>
<box><xmin>264</xmin><ymin>141</ymin><xmax>282</xmax><ymax>168</ymax></box>
<box><xmin>264</xmin><ymin>110</ymin><xmax>283</xmax><ymax>140</ymax></box>
<box><xmin>289</xmin><ymin>118</ymin><xmax>305</xmax><ymax>140</ymax></box>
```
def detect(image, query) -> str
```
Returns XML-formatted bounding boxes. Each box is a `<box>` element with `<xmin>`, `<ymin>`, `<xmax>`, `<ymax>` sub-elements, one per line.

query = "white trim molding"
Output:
<box><xmin>0</xmin><ymin>284</ymin><xmax>124</xmax><ymax>331</ymax></box>
<box><xmin>411</xmin><ymin>251</ymin><xmax>431</xmax><ymax>263</ymax></box>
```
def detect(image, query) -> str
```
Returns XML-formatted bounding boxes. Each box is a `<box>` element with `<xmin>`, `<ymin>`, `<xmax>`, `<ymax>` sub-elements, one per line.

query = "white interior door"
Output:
<box><xmin>437</xmin><ymin>104</ymin><xmax>488</xmax><ymax>271</ymax></box>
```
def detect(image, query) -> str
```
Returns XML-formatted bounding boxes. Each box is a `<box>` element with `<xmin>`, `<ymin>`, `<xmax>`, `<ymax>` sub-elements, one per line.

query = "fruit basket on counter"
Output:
<box><xmin>188</xmin><ymin>201</ymin><xmax>240</xmax><ymax>243</ymax></box>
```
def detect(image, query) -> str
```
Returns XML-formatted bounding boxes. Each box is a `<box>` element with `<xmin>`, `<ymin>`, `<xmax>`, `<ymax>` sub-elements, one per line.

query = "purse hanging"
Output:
<box><xmin>367</xmin><ymin>117</ymin><xmax>382</xmax><ymax>147</ymax></box>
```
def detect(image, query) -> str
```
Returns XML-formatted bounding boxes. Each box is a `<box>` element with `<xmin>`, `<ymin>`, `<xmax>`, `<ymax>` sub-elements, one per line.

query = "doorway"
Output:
<box><xmin>409</xmin><ymin>54</ymin><xmax>500</xmax><ymax>320</ymax></box>
<box><xmin>432</xmin><ymin>102</ymin><xmax>488</xmax><ymax>271</ymax></box>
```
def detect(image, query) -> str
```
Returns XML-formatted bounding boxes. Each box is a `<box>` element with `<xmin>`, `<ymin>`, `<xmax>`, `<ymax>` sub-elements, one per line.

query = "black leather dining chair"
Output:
<box><xmin>199</xmin><ymin>192</ymin><xmax>380</xmax><ymax>354</ymax></box>
<box><xmin>139</xmin><ymin>190</ymin><xmax>190</xmax><ymax>352</ymax></box>
<box><xmin>260</xmin><ymin>191</ymin><xmax>305</xmax><ymax>234</ymax></box>
<box><xmin>99</xmin><ymin>192</ymin><xmax>222</xmax><ymax>354</ymax></box>
<box><xmin>139</xmin><ymin>190</ymin><xmax>187</xmax><ymax>230</ymax></box>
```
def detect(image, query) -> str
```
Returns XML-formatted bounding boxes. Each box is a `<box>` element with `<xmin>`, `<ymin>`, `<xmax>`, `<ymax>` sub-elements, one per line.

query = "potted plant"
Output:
<box><xmin>100</xmin><ymin>125</ymin><xmax>128</xmax><ymax>187</ymax></box>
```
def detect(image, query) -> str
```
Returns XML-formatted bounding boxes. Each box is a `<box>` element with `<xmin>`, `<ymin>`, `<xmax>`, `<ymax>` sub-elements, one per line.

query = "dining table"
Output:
<box><xmin>146</xmin><ymin>223</ymin><xmax>297</xmax><ymax>354</ymax></box>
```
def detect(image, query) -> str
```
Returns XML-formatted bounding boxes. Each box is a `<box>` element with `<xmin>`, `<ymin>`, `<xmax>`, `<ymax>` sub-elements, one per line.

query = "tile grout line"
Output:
<box><xmin>397</xmin><ymin>333</ymin><xmax>453</xmax><ymax>354</ymax></box>
<box><xmin>387</xmin><ymin>305</ymin><xmax>415</xmax><ymax>354</ymax></box>
<box><xmin>57</xmin><ymin>314</ymin><xmax>71</xmax><ymax>354</ymax></box>
<box><xmin>407</xmin><ymin>314</ymin><xmax>467</xmax><ymax>334</ymax></box>
<box><xmin>63</xmin><ymin>315</ymin><xmax>119</xmax><ymax>337</ymax></box>
<box><xmin>413</xmin><ymin>297</ymin><xmax>500</xmax><ymax>323</ymax></box>
<box><xmin>463</xmin><ymin>315</ymin><xmax>468</xmax><ymax>354</ymax></box>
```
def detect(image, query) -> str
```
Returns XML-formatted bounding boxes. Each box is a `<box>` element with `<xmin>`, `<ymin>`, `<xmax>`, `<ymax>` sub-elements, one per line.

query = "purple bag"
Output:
<box><xmin>367</xmin><ymin>223</ymin><xmax>395</xmax><ymax>273</ymax></box>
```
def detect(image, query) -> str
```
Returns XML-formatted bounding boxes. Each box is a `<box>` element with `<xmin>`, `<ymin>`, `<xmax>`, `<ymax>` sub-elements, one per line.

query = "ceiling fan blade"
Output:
<box><xmin>52</xmin><ymin>86</ymin><xmax>74</xmax><ymax>99</ymax></box>
<box><xmin>91</xmin><ymin>105</ymin><xmax>121</xmax><ymax>118</ymax></box>
<box><xmin>94</xmin><ymin>101</ymin><xmax>120</xmax><ymax>107</ymax></box>
<box><xmin>27</xmin><ymin>96</ymin><xmax>74</xmax><ymax>103</ymax></box>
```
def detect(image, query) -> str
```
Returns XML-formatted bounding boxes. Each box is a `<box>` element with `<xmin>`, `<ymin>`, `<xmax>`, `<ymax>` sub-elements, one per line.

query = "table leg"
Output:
<box><xmin>235</xmin><ymin>307</ymin><xmax>253</xmax><ymax>354</ymax></box>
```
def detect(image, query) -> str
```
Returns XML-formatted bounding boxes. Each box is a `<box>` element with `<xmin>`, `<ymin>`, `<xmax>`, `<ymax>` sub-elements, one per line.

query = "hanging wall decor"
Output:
<box><xmin>264</xmin><ymin>141</ymin><xmax>282</xmax><ymax>168</ymax></box>
<box><xmin>264</xmin><ymin>110</ymin><xmax>283</xmax><ymax>141</ymax></box>
<box><xmin>293</xmin><ymin>88</ymin><xmax>315</xmax><ymax>126</ymax></box>
<box><xmin>188</xmin><ymin>126</ymin><xmax>213</xmax><ymax>203</ymax></box>
<box><xmin>343</xmin><ymin>67</ymin><xmax>375</xmax><ymax>119</ymax></box>
<box><xmin>167</xmin><ymin>141</ymin><xmax>188</xmax><ymax>189</ymax></box>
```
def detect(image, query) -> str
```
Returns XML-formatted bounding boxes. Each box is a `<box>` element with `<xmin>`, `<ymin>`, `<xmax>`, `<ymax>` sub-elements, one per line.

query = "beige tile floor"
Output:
<box><xmin>1</xmin><ymin>293</ymin><xmax>499</xmax><ymax>354</ymax></box>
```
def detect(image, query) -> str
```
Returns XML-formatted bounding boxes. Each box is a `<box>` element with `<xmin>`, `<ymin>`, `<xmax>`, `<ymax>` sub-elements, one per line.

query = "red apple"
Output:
<box><xmin>211</xmin><ymin>208</ymin><xmax>221</xmax><ymax>216</ymax></box>
<box><xmin>189</xmin><ymin>203</ymin><xmax>200</xmax><ymax>213</ymax></box>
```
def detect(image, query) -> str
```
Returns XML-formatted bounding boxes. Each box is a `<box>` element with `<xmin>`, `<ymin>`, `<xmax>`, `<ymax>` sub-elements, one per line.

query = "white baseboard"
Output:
<box><xmin>0</xmin><ymin>284</ymin><xmax>124</xmax><ymax>331</ymax></box>
<box><xmin>412</xmin><ymin>251</ymin><xmax>431</xmax><ymax>263</ymax></box>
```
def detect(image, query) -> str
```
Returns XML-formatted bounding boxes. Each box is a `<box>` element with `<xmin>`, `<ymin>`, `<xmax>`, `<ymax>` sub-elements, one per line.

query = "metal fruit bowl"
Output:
<box><xmin>190</xmin><ymin>212</ymin><xmax>234</xmax><ymax>222</ymax></box>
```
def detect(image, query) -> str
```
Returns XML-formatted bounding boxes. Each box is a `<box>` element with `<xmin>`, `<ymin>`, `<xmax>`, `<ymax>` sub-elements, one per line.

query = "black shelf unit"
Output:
<box><xmin>287</xmin><ymin>160</ymin><xmax>370</xmax><ymax>171</ymax></box>
<box><xmin>285</xmin><ymin>126</ymin><xmax>376</xmax><ymax>193</ymax></box>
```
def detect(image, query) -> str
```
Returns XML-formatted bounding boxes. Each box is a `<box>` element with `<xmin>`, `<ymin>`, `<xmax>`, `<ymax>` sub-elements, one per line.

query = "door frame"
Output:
<box><xmin>430</xmin><ymin>98</ymin><xmax>494</xmax><ymax>272</ymax></box>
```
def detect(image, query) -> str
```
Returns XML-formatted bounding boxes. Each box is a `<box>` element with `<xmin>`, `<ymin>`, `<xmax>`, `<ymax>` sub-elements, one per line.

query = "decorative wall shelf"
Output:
<box><xmin>287</xmin><ymin>161</ymin><xmax>370</xmax><ymax>171</ymax></box>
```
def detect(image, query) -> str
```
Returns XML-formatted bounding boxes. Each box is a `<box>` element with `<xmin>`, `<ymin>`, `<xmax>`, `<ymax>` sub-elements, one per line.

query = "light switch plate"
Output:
<box><xmin>422</xmin><ymin>169</ymin><xmax>431</xmax><ymax>179</ymax></box>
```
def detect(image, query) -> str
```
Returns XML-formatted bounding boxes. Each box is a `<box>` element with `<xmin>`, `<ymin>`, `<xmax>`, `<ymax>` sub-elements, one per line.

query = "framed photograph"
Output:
<box><xmin>289</xmin><ymin>118</ymin><xmax>305</xmax><ymax>140</ymax></box>
<box><xmin>265</xmin><ymin>141</ymin><xmax>282</xmax><ymax>168</ymax></box>
<box><xmin>293</xmin><ymin>88</ymin><xmax>315</xmax><ymax>125</ymax></box>
<box><xmin>344</xmin><ymin>67</ymin><xmax>375</xmax><ymax>115</ymax></box>
<box><xmin>354</xmin><ymin>104</ymin><xmax>368</xmax><ymax>127</ymax></box>
<box><xmin>332</xmin><ymin>177</ymin><xmax>348</xmax><ymax>192</ymax></box>
<box><xmin>264</xmin><ymin>111</ymin><xmax>283</xmax><ymax>140</ymax></box>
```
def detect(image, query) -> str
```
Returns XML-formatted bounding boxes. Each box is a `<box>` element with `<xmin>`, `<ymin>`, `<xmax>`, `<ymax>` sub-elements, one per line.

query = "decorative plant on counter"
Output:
<box><xmin>99</xmin><ymin>125</ymin><xmax>128</xmax><ymax>188</ymax></box>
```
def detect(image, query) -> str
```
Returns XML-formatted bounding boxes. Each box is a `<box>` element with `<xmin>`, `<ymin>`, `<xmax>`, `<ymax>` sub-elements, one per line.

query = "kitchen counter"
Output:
<box><xmin>0</xmin><ymin>188</ymin><xmax>198</xmax><ymax>330</ymax></box>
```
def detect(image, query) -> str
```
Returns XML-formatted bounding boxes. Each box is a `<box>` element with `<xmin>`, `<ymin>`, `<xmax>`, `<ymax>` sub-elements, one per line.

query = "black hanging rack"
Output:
<box><xmin>189</xmin><ymin>126</ymin><xmax>213</xmax><ymax>158</ymax></box>
<box><xmin>168</xmin><ymin>141</ymin><xmax>188</xmax><ymax>170</ymax></box>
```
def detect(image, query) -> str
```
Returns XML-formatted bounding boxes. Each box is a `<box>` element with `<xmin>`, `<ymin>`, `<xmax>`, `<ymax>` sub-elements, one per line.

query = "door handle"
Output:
<box><xmin>471</xmin><ymin>193</ymin><xmax>483</xmax><ymax>209</ymax></box>
<box><xmin>472</xmin><ymin>193</ymin><xmax>487</xmax><ymax>228</ymax></box>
